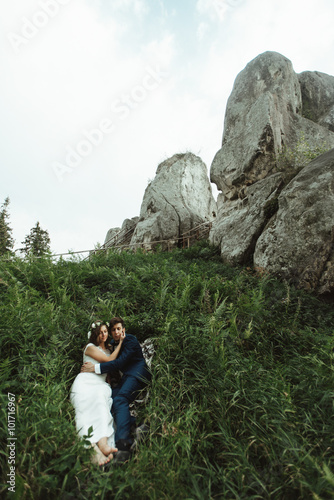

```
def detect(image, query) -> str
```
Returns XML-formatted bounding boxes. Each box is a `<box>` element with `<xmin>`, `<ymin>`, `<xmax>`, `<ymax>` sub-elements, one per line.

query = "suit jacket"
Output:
<box><xmin>100</xmin><ymin>334</ymin><xmax>151</xmax><ymax>383</ymax></box>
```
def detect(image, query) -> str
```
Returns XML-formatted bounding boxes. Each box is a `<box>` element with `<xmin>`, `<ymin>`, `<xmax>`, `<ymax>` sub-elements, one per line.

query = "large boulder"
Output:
<box><xmin>210</xmin><ymin>51</ymin><xmax>334</xmax><ymax>202</ymax></box>
<box><xmin>254</xmin><ymin>148</ymin><xmax>334</xmax><ymax>295</ymax></box>
<box><xmin>210</xmin><ymin>52</ymin><xmax>300</xmax><ymax>200</ymax></box>
<box><xmin>210</xmin><ymin>173</ymin><xmax>284</xmax><ymax>265</ymax></box>
<box><xmin>104</xmin><ymin>217</ymin><xmax>139</xmax><ymax>248</ymax></box>
<box><xmin>299</xmin><ymin>71</ymin><xmax>334</xmax><ymax>131</ymax></box>
<box><xmin>209</xmin><ymin>51</ymin><xmax>334</xmax><ymax>293</ymax></box>
<box><xmin>130</xmin><ymin>153</ymin><xmax>217</xmax><ymax>250</ymax></box>
<box><xmin>104</xmin><ymin>227</ymin><xmax>121</xmax><ymax>246</ymax></box>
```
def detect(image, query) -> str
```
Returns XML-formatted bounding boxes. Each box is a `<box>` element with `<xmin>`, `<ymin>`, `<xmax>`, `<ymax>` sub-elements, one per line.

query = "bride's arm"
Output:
<box><xmin>108</xmin><ymin>332</ymin><xmax>125</xmax><ymax>360</ymax></box>
<box><xmin>84</xmin><ymin>333</ymin><xmax>125</xmax><ymax>362</ymax></box>
<box><xmin>84</xmin><ymin>345</ymin><xmax>111</xmax><ymax>362</ymax></box>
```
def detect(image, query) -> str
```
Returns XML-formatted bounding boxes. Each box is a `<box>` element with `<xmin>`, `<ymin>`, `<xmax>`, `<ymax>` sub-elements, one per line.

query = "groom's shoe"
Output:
<box><xmin>113</xmin><ymin>440</ymin><xmax>131</xmax><ymax>464</ymax></box>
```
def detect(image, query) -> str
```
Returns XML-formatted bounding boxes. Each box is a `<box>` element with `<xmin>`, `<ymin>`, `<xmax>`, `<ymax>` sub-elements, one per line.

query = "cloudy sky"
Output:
<box><xmin>1</xmin><ymin>0</ymin><xmax>334</xmax><ymax>256</ymax></box>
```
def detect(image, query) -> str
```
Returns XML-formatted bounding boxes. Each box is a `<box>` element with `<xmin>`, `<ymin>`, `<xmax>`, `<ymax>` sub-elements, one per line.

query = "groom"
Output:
<box><xmin>81</xmin><ymin>317</ymin><xmax>151</xmax><ymax>463</ymax></box>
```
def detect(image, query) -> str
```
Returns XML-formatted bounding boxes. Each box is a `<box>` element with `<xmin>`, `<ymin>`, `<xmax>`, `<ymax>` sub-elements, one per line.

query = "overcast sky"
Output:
<box><xmin>1</xmin><ymin>0</ymin><xmax>334</xmax><ymax>255</ymax></box>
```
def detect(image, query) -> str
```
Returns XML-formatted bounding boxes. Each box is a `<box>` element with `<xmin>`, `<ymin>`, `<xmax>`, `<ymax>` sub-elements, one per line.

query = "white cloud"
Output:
<box><xmin>197</xmin><ymin>22</ymin><xmax>209</xmax><ymax>41</ymax></box>
<box><xmin>1</xmin><ymin>0</ymin><xmax>334</xmax><ymax>254</ymax></box>
<box><xmin>143</xmin><ymin>34</ymin><xmax>175</xmax><ymax>68</ymax></box>
<box><xmin>196</xmin><ymin>0</ymin><xmax>229</xmax><ymax>22</ymax></box>
<box><xmin>108</xmin><ymin>0</ymin><xmax>149</xmax><ymax>17</ymax></box>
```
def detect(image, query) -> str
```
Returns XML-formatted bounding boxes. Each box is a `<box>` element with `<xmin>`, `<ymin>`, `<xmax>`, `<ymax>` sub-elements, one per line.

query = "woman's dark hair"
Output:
<box><xmin>87</xmin><ymin>321</ymin><xmax>109</xmax><ymax>348</ymax></box>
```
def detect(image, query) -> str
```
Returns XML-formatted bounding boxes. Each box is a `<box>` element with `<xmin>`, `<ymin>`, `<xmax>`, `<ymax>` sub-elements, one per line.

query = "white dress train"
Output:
<box><xmin>70</xmin><ymin>343</ymin><xmax>115</xmax><ymax>447</ymax></box>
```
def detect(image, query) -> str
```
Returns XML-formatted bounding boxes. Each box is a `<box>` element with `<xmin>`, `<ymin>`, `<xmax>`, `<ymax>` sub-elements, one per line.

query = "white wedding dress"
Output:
<box><xmin>70</xmin><ymin>343</ymin><xmax>115</xmax><ymax>447</ymax></box>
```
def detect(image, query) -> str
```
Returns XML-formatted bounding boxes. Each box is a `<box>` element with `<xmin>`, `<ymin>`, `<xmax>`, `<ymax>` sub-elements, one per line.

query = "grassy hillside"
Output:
<box><xmin>0</xmin><ymin>242</ymin><xmax>333</xmax><ymax>499</ymax></box>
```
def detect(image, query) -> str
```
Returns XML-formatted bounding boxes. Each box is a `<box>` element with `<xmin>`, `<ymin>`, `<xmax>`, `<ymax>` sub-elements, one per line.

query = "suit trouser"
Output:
<box><xmin>112</xmin><ymin>375</ymin><xmax>145</xmax><ymax>444</ymax></box>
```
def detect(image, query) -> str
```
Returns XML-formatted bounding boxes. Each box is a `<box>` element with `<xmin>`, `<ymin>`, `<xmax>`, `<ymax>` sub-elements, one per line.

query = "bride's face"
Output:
<box><xmin>97</xmin><ymin>325</ymin><xmax>108</xmax><ymax>345</ymax></box>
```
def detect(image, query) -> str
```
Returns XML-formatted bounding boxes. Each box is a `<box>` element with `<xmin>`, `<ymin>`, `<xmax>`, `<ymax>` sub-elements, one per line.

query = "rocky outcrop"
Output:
<box><xmin>104</xmin><ymin>217</ymin><xmax>139</xmax><ymax>249</ymax></box>
<box><xmin>211</xmin><ymin>52</ymin><xmax>301</xmax><ymax>200</ymax></box>
<box><xmin>254</xmin><ymin>148</ymin><xmax>334</xmax><ymax>294</ymax></box>
<box><xmin>130</xmin><ymin>153</ymin><xmax>217</xmax><ymax>250</ymax></box>
<box><xmin>299</xmin><ymin>71</ymin><xmax>334</xmax><ymax>131</ymax></box>
<box><xmin>209</xmin><ymin>51</ymin><xmax>334</xmax><ymax>293</ymax></box>
<box><xmin>102</xmin><ymin>51</ymin><xmax>334</xmax><ymax>295</ymax></box>
<box><xmin>104</xmin><ymin>227</ymin><xmax>121</xmax><ymax>246</ymax></box>
<box><xmin>209</xmin><ymin>173</ymin><xmax>284</xmax><ymax>265</ymax></box>
<box><xmin>210</xmin><ymin>52</ymin><xmax>334</xmax><ymax>202</ymax></box>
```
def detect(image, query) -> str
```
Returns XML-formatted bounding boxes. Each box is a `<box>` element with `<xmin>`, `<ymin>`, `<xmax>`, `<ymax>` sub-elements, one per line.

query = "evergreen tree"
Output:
<box><xmin>22</xmin><ymin>222</ymin><xmax>51</xmax><ymax>256</ymax></box>
<box><xmin>0</xmin><ymin>197</ymin><xmax>14</xmax><ymax>256</ymax></box>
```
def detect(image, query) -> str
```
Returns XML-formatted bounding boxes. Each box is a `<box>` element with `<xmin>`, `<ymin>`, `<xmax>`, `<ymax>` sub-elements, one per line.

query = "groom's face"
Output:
<box><xmin>111</xmin><ymin>322</ymin><xmax>125</xmax><ymax>343</ymax></box>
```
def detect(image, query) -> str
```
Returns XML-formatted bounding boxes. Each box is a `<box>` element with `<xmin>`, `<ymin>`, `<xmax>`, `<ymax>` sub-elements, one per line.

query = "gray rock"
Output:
<box><xmin>210</xmin><ymin>51</ymin><xmax>302</xmax><ymax>200</ymax></box>
<box><xmin>120</xmin><ymin>217</ymin><xmax>139</xmax><ymax>244</ymax></box>
<box><xmin>209</xmin><ymin>172</ymin><xmax>284</xmax><ymax>265</ymax></box>
<box><xmin>104</xmin><ymin>217</ymin><xmax>139</xmax><ymax>248</ymax></box>
<box><xmin>210</xmin><ymin>51</ymin><xmax>334</xmax><ymax>293</ymax></box>
<box><xmin>254</xmin><ymin>148</ymin><xmax>334</xmax><ymax>294</ymax></box>
<box><xmin>104</xmin><ymin>227</ymin><xmax>121</xmax><ymax>247</ymax></box>
<box><xmin>211</xmin><ymin>52</ymin><xmax>334</xmax><ymax>202</ymax></box>
<box><xmin>130</xmin><ymin>153</ymin><xmax>217</xmax><ymax>250</ymax></box>
<box><xmin>298</xmin><ymin>70</ymin><xmax>334</xmax><ymax>131</ymax></box>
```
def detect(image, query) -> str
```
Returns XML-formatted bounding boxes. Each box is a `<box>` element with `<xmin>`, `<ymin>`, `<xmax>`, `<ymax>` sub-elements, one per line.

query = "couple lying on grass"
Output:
<box><xmin>70</xmin><ymin>316</ymin><xmax>151</xmax><ymax>466</ymax></box>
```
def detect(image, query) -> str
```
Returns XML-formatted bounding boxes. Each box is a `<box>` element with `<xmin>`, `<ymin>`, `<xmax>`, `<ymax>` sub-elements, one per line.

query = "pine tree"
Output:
<box><xmin>22</xmin><ymin>222</ymin><xmax>51</xmax><ymax>257</ymax></box>
<box><xmin>0</xmin><ymin>197</ymin><xmax>14</xmax><ymax>256</ymax></box>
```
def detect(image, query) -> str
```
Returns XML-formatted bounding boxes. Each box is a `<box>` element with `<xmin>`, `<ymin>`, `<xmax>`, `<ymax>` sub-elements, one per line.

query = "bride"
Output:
<box><xmin>70</xmin><ymin>320</ymin><xmax>124</xmax><ymax>466</ymax></box>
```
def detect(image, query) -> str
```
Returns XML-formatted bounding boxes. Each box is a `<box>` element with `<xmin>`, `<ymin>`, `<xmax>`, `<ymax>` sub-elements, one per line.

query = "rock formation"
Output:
<box><xmin>103</xmin><ymin>51</ymin><xmax>334</xmax><ymax>295</ymax></box>
<box><xmin>211</xmin><ymin>52</ymin><xmax>300</xmax><ymax>199</ymax></box>
<box><xmin>209</xmin><ymin>51</ymin><xmax>334</xmax><ymax>294</ymax></box>
<box><xmin>209</xmin><ymin>172</ymin><xmax>285</xmax><ymax>265</ymax></box>
<box><xmin>104</xmin><ymin>217</ymin><xmax>139</xmax><ymax>249</ymax></box>
<box><xmin>298</xmin><ymin>71</ymin><xmax>334</xmax><ymax>131</ymax></box>
<box><xmin>104</xmin><ymin>153</ymin><xmax>216</xmax><ymax>251</ymax></box>
<box><xmin>104</xmin><ymin>227</ymin><xmax>121</xmax><ymax>246</ymax></box>
<box><xmin>254</xmin><ymin>148</ymin><xmax>334</xmax><ymax>294</ymax></box>
<box><xmin>210</xmin><ymin>52</ymin><xmax>334</xmax><ymax>202</ymax></box>
<box><xmin>130</xmin><ymin>153</ymin><xmax>216</xmax><ymax>250</ymax></box>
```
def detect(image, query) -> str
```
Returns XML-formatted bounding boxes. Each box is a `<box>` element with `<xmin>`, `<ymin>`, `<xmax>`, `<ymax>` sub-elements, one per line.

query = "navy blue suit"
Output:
<box><xmin>99</xmin><ymin>334</ymin><xmax>151</xmax><ymax>445</ymax></box>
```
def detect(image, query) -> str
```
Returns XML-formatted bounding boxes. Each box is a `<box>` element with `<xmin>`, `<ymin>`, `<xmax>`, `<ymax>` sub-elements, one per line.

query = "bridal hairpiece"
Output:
<box><xmin>87</xmin><ymin>321</ymin><xmax>110</xmax><ymax>338</ymax></box>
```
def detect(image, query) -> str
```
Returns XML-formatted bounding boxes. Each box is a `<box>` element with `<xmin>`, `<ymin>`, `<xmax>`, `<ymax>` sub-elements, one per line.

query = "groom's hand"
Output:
<box><xmin>81</xmin><ymin>362</ymin><xmax>94</xmax><ymax>373</ymax></box>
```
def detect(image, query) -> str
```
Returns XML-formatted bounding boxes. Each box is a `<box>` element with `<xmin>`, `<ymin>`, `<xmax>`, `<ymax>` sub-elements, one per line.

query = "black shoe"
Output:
<box><xmin>115</xmin><ymin>439</ymin><xmax>132</xmax><ymax>451</ymax></box>
<box><xmin>113</xmin><ymin>450</ymin><xmax>131</xmax><ymax>464</ymax></box>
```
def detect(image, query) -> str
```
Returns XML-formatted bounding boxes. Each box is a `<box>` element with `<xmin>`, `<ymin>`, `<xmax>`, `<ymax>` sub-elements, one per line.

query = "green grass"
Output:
<box><xmin>0</xmin><ymin>242</ymin><xmax>333</xmax><ymax>499</ymax></box>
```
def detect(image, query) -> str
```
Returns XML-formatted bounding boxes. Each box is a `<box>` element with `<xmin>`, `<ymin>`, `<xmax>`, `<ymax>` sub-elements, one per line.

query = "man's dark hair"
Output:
<box><xmin>109</xmin><ymin>317</ymin><xmax>125</xmax><ymax>329</ymax></box>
